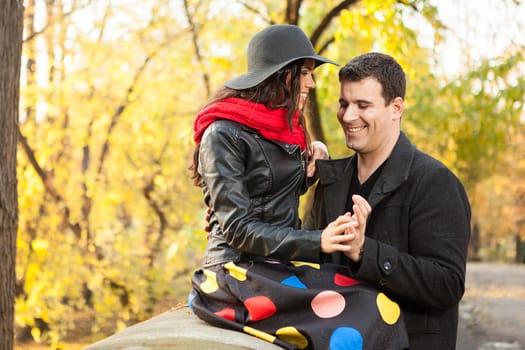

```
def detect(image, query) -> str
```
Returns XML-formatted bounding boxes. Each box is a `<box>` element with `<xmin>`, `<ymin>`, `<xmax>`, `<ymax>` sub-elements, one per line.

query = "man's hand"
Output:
<box><xmin>343</xmin><ymin>194</ymin><xmax>372</xmax><ymax>262</ymax></box>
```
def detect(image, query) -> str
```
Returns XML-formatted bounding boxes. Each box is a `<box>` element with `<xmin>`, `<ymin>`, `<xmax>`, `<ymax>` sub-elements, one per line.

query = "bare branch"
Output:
<box><xmin>285</xmin><ymin>0</ymin><xmax>302</xmax><ymax>25</ymax></box>
<box><xmin>183</xmin><ymin>0</ymin><xmax>211</xmax><ymax>97</ymax></box>
<box><xmin>96</xmin><ymin>49</ymin><xmax>157</xmax><ymax>177</ymax></box>
<box><xmin>23</xmin><ymin>0</ymin><xmax>96</xmax><ymax>43</ymax></box>
<box><xmin>310</xmin><ymin>0</ymin><xmax>359</xmax><ymax>47</ymax></box>
<box><xmin>142</xmin><ymin>171</ymin><xmax>168</xmax><ymax>267</ymax></box>
<box><xmin>318</xmin><ymin>36</ymin><xmax>336</xmax><ymax>56</ymax></box>
<box><xmin>396</xmin><ymin>0</ymin><xmax>418</xmax><ymax>11</ymax></box>
<box><xmin>235</xmin><ymin>0</ymin><xmax>274</xmax><ymax>24</ymax></box>
<box><xmin>17</xmin><ymin>126</ymin><xmax>82</xmax><ymax>237</ymax></box>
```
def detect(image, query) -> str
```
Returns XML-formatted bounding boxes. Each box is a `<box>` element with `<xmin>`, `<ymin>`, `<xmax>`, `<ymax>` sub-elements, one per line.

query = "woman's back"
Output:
<box><xmin>199</xmin><ymin>119</ymin><xmax>315</xmax><ymax>267</ymax></box>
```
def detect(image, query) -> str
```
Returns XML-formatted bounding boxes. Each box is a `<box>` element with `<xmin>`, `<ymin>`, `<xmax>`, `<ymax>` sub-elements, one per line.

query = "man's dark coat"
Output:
<box><xmin>305</xmin><ymin>132</ymin><xmax>471</xmax><ymax>350</ymax></box>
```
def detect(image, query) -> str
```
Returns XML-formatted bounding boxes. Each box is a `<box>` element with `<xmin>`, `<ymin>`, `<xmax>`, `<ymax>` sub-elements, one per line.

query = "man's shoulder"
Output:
<box><xmin>399</xmin><ymin>132</ymin><xmax>448</xmax><ymax>171</ymax></box>
<box><xmin>412</xmin><ymin>148</ymin><xmax>450</xmax><ymax>172</ymax></box>
<box><xmin>410</xmin><ymin>148</ymin><xmax>465</xmax><ymax>187</ymax></box>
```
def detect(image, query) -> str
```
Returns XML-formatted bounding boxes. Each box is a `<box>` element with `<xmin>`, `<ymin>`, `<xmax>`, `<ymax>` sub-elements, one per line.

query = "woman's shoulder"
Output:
<box><xmin>201</xmin><ymin>119</ymin><xmax>244</xmax><ymax>140</ymax></box>
<box><xmin>200</xmin><ymin>119</ymin><xmax>260</xmax><ymax>151</ymax></box>
<box><xmin>205</xmin><ymin>119</ymin><xmax>242</xmax><ymax>133</ymax></box>
<box><xmin>205</xmin><ymin>119</ymin><xmax>261</xmax><ymax>135</ymax></box>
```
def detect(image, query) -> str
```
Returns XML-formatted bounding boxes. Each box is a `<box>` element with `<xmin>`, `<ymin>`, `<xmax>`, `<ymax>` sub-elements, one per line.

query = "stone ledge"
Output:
<box><xmin>83</xmin><ymin>305</ymin><xmax>282</xmax><ymax>350</ymax></box>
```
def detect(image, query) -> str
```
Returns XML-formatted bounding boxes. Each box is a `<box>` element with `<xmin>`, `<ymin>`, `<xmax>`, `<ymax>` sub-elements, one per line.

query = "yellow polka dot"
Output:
<box><xmin>290</xmin><ymin>261</ymin><xmax>320</xmax><ymax>269</ymax></box>
<box><xmin>200</xmin><ymin>269</ymin><xmax>218</xmax><ymax>294</ymax></box>
<box><xmin>225</xmin><ymin>261</ymin><xmax>247</xmax><ymax>281</ymax></box>
<box><xmin>276</xmin><ymin>326</ymin><xmax>309</xmax><ymax>349</ymax></box>
<box><xmin>376</xmin><ymin>292</ymin><xmax>401</xmax><ymax>325</ymax></box>
<box><xmin>243</xmin><ymin>326</ymin><xmax>276</xmax><ymax>343</ymax></box>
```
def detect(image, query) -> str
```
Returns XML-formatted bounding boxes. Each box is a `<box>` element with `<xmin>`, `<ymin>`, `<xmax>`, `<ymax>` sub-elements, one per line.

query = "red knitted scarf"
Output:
<box><xmin>193</xmin><ymin>97</ymin><xmax>306</xmax><ymax>150</ymax></box>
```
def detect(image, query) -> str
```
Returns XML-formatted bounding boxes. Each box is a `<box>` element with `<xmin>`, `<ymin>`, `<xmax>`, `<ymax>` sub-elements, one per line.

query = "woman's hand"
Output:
<box><xmin>320</xmin><ymin>213</ymin><xmax>355</xmax><ymax>254</ymax></box>
<box><xmin>307</xmin><ymin>141</ymin><xmax>329</xmax><ymax>178</ymax></box>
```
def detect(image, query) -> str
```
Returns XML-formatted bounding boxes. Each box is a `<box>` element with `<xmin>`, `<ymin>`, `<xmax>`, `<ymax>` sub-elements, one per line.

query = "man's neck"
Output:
<box><xmin>356</xmin><ymin>154</ymin><xmax>386</xmax><ymax>184</ymax></box>
<box><xmin>356</xmin><ymin>132</ymin><xmax>399</xmax><ymax>184</ymax></box>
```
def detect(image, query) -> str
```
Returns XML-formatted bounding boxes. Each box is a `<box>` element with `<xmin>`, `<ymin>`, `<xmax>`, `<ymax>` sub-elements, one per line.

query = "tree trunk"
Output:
<box><xmin>0</xmin><ymin>1</ymin><xmax>24</xmax><ymax>349</ymax></box>
<box><xmin>517</xmin><ymin>234</ymin><xmax>525</xmax><ymax>264</ymax></box>
<box><xmin>468</xmin><ymin>221</ymin><xmax>481</xmax><ymax>261</ymax></box>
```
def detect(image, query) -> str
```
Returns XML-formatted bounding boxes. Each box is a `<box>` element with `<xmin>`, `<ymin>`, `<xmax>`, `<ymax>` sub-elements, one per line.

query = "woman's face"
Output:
<box><xmin>290</xmin><ymin>58</ymin><xmax>316</xmax><ymax>110</ymax></box>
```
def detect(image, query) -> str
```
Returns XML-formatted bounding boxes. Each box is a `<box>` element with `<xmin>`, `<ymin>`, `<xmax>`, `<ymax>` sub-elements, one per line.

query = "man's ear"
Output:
<box><xmin>391</xmin><ymin>96</ymin><xmax>404</xmax><ymax>121</ymax></box>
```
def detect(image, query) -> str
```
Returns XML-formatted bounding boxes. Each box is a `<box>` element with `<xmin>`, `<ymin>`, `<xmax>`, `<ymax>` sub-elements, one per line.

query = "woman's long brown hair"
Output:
<box><xmin>190</xmin><ymin>59</ymin><xmax>313</xmax><ymax>186</ymax></box>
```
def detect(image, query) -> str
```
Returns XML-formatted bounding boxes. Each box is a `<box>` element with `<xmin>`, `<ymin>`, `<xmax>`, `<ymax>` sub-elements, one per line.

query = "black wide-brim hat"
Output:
<box><xmin>225</xmin><ymin>24</ymin><xmax>338</xmax><ymax>90</ymax></box>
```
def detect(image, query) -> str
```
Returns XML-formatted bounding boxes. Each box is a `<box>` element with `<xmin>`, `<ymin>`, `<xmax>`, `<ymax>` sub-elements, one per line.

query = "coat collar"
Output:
<box><xmin>316</xmin><ymin>132</ymin><xmax>416</xmax><ymax>219</ymax></box>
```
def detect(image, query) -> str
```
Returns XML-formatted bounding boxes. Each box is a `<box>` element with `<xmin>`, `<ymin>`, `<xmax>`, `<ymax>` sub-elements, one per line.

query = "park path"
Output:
<box><xmin>457</xmin><ymin>262</ymin><xmax>525</xmax><ymax>350</ymax></box>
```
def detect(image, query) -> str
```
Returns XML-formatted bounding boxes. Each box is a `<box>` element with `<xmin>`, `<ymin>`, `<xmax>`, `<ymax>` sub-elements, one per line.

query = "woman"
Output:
<box><xmin>189</xmin><ymin>25</ymin><xmax>408</xmax><ymax>350</ymax></box>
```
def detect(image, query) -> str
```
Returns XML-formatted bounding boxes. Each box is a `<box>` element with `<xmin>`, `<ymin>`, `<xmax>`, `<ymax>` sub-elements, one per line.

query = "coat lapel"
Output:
<box><xmin>317</xmin><ymin>156</ymin><xmax>355</xmax><ymax>222</ymax></box>
<box><xmin>367</xmin><ymin>132</ymin><xmax>416</xmax><ymax>208</ymax></box>
<box><xmin>317</xmin><ymin>132</ymin><xmax>416</xmax><ymax>215</ymax></box>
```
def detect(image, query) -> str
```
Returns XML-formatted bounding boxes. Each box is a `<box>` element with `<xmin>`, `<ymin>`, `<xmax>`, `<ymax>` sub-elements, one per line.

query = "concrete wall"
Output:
<box><xmin>83</xmin><ymin>305</ymin><xmax>282</xmax><ymax>350</ymax></box>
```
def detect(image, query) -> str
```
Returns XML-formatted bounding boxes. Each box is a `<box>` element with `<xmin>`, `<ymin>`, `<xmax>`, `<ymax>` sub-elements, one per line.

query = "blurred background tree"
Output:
<box><xmin>1</xmin><ymin>1</ymin><xmax>24</xmax><ymax>349</ymax></box>
<box><xmin>15</xmin><ymin>0</ymin><xmax>525</xmax><ymax>347</ymax></box>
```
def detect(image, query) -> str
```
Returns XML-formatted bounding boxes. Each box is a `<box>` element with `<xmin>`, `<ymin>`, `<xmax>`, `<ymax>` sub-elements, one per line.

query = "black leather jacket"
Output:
<box><xmin>198</xmin><ymin>120</ymin><xmax>323</xmax><ymax>267</ymax></box>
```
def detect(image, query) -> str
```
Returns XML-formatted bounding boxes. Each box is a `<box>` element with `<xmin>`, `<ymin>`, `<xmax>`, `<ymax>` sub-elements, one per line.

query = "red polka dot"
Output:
<box><xmin>334</xmin><ymin>273</ymin><xmax>360</xmax><ymax>287</ymax></box>
<box><xmin>244</xmin><ymin>296</ymin><xmax>277</xmax><ymax>321</ymax></box>
<box><xmin>215</xmin><ymin>307</ymin><xmax>236</xmax><ymax>321</ymax></box>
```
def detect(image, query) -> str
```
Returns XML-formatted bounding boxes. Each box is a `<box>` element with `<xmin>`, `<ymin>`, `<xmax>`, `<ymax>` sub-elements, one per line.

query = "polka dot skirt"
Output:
<box><xmin>189</xmin><ymin>259</ymin><xmax>409</xmax><ymax>350</ymax></box>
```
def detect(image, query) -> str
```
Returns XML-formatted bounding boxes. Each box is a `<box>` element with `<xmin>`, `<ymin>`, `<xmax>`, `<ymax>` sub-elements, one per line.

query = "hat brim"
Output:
<box><xmin>225</xmin><ymin>55</ymin><xmax>339</xmax><ymax>90</ymax></box>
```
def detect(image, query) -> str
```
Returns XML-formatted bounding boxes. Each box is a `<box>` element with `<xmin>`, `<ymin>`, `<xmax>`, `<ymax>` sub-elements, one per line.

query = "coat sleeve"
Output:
<box><xmin>355</xmin><ymin>165</ymin><xmax>471</xmax><ymax>309</ymax></box>
<box><xmin>303</xmin><ymin>181</ymin><xmax>327</xmax><ymax>231</ymax></box>
<box><xmin>199</xmin><ymin>121</ymin><xmax>322</xmax><ymax>262</ymax></box>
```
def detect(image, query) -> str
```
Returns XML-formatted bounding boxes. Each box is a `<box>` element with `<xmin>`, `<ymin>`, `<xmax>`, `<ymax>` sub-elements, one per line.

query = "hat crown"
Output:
<box><xmin>225</xmin><ymin>24</ymin><xmax>336</xmax><ymax>89</ymax></box>
<box><xmin>247</xmin><ymin>25</ymin><xmax>316</xmax><ymax>72</ymax></box>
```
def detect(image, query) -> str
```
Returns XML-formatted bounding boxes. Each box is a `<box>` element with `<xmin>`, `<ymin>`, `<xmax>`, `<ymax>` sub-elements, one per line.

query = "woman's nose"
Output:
<box><xmin>306</xmin><ymin>76</ymin><xmax>316</xmax><ymax>89</ymax></box>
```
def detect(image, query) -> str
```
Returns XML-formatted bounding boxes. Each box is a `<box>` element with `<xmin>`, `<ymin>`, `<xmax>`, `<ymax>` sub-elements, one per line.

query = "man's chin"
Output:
<box><xmin>346</xmin><ymin>141</ymin><xmax>359</xmax><ymax>152</ymax></box>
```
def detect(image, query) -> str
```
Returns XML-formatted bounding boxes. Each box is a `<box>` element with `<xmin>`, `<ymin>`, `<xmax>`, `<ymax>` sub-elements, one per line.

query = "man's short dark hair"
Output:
<box><xmin>339</xmin><ymin>52</ymin><xmax>406</xmax><ymax>105</ymax></box>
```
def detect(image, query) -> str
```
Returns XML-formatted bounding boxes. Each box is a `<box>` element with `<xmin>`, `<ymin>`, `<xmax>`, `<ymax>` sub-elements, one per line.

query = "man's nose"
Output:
<box><xmin>342</xmin><ymin>105</ymin><xmax>358</xmax><ymax>121</ymax></box>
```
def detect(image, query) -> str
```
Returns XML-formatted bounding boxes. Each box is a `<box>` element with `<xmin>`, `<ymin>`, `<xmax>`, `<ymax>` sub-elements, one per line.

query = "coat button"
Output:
<box><xmin>383</xmin><ymin>260</ymin><xmax>392</xmax><ymax>271</ymax></box>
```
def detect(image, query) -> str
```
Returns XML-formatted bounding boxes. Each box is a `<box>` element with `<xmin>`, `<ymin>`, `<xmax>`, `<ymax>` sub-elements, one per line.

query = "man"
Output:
<box><xmin>305</xmin><ymin>52</ymin><xmax>471</xmax><ymax>349</ymax></box>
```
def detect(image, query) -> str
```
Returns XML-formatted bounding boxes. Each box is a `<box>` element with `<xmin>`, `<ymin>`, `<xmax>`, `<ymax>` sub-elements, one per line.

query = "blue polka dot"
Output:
<box><xmin>280</xmin><ymin>275</ymin><xmax>307</xmax><ymax>289</ymax></box>
<box><xmin>329</xmin><ymin>327</ymin><xmax>363</xmax><ymax>350</ymax></box>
